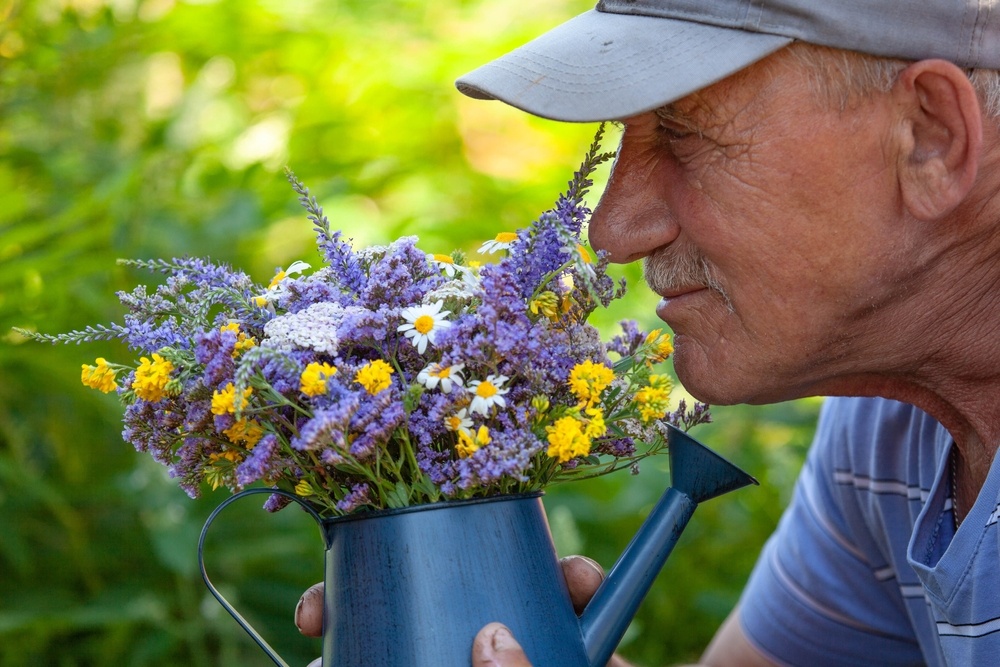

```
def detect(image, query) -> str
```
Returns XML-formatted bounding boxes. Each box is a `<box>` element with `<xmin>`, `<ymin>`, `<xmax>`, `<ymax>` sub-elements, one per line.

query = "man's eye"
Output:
<box><xmin>658</xmin><ymin>121</ymin><xmax>692</xmax><ymax>140</ymax></box>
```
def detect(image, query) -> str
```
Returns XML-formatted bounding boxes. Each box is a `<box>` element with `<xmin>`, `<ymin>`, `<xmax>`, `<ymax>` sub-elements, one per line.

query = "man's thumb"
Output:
<box><xmin>472</xmin><ymin>623</ymin><xmax>533</xmax><ymax>667</ymax></box>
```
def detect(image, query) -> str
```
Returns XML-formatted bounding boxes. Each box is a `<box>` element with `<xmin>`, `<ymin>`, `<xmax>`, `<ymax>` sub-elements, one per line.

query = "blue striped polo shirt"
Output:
<box><xmin>739</xmin><ymin>397</ymin><xmax>1000</xmax><ymax>666</ymax></box>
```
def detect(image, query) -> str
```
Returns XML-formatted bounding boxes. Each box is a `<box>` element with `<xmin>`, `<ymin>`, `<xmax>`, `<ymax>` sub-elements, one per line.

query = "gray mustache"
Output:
<box><xmin>643</xmin><ymin>245</ymin><xmax>733</xmax><ymax>311</ymax></box>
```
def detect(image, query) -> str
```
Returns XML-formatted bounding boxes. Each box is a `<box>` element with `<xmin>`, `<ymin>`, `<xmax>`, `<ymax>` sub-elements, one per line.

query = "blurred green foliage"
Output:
<box><xmin>0</xmin><ymin>0</ymin><xmax>818</xmax><ymax>664</ymax></box>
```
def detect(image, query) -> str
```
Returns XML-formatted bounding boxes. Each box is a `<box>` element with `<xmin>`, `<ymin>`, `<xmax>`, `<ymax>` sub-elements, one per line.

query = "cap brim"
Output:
<box><xmin>456</xmin><ymin>9</ymin><xmax>792</xmax><ymax>122</ymax></box>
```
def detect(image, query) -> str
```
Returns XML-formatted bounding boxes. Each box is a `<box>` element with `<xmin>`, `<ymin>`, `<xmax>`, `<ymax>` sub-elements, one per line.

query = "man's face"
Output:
<box><xmin>589</xmin><ymin>49</ymin><xmax>922</xmax><ymax>405</ymax></box>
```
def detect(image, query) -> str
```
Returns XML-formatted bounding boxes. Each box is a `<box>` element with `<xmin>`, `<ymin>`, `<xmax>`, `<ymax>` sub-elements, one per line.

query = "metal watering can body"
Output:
<box><xmin>200</xmin><ymin>425</ymin><xmax>756</xmax><ymax>666</ymax></box>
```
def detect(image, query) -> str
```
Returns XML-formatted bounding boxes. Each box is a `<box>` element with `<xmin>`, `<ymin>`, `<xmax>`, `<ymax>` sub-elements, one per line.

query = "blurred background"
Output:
<box><xmin>0</xmin><ymin>0</ymin><xmax>819</xmax><ymax>664</ymax></box>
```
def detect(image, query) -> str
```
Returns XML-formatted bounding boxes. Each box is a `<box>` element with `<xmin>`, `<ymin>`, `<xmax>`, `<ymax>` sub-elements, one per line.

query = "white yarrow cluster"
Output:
<box><xmin>263</xmin><ymin>301</ymin><xmax>342</xmax><ymax>354</ymax></box>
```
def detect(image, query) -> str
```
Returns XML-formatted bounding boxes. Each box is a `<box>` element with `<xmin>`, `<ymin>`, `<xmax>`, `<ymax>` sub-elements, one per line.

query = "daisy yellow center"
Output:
<box><xmin>414</xmin><ymin>314</ymin><xmax>435</xmax><ymax>334</ymax></box>
<box><xmin>434</xmin><ymin>254</ymin><xmax>454</xmax><ymax>264</ymax></box>
<box><xmin>432</xmin><ymin>366</ymin><xmax>451</xmax><ymax>378</ymax></box>
<box><xmin>267</xmin><ymin>270</ymin><xmax>287</xmax><ymax>289</ymax></box>
<box><xmin>495</xmin><ymin>232</ymin><xmax>518</xmax><ymax>243</ymax></box>
<box><xmin>476</xmin><ymin>381</ymin><xmax>497</xmax><ymax>398</ymax></box>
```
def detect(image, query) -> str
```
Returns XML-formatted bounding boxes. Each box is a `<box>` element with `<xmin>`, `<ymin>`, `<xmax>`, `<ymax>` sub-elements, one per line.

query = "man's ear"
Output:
<box><xmin>895</xmin><ymin>59</ymin><xmax>983</xmax><ymax>221</ymax></box>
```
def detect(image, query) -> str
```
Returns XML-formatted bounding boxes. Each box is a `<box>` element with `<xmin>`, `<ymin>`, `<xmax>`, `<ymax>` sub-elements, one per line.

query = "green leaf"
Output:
<box><xmin>385</xmin><ymin>481</ymin><xmax>410</xmax><ymax>509</ymax></box>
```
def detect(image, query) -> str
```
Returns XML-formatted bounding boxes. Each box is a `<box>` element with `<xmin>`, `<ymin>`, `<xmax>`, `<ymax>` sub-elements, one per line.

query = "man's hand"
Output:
<box><xmin>294</xmin><ymin>555</ymin><xmax>614</xmax><ymax>666</ymax></box>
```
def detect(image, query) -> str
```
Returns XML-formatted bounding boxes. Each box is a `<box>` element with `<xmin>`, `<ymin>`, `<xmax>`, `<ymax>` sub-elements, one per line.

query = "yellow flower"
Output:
<box><xmin>300</xmin><ymin>362</ymin><xmax>338</xmax><ymax>396</ymax></box>
<box><xmin>576</xmin><ymin>244</ymin><xmax>592</xmax><ymax>264</ymax></box>
<box><xmin>456</xmin><ymin>425</ymin><xmax>490</xmax><ymax>459</ymax></box>
<box><xmin>354</xmin><ymin>359</ymin><xmax>394</xmax><ymax>395</ymax></box>
<box><xmin>531</xmin><ymin>395</ymin><xmax>550</xmax><ymax>423</ymax></box>
<box><xmin>529</xmin><ymin>291</ymin><xmax>559</xmax><ymax>320</ymax></box>
<box><xmin>223</xmin><ymin>418</ymin><xmax>264</xmax><ymax>447</ymax></box>
<box><xmin>211</xmin><ymin>382</ymin><xmax>253</xmax><ymax>415</ymax></box>
<box><xmin>633</xmin><ymin>374</ymin><xmax>674</xmax><ymax>423</ymax></box>
<box><xmin>203</xmin><ymin>461</ymin><xmax>232</xmax><ymax>491</ymax></box>
<box><xmin>209</xmin><ymin>450</ymin><xmax>242</xmax><ymax>464</ymax></box>
<box><xmin>220</xmin><ymin>322</ymin><xmax>257</xmax><ymax>356</ymax></box>
<box><xmin>546</xmin><ymin>416</ymin><xmax>592</xmax><ymax>463</ymax></box>
<box><xmin>568</xmin><ymin>360</ymin><xmax>615</xmax><ymax>407</ymax></box>
<box><xmin>583</xmin><ymin>406</ymin><xmax>607</xmax><ymax>439</ymax></box>
<box><xmin>81</xmin><ymin>357</ymin><xmax>118</xmax><ymax>393</ymax></box>
<box><xmin>294</xmin><ymin>479</ymin><xmax>314</xmax><ymax>497</ymax></box>
<box><xmin>132</xmin><ymin>353</ymin><xmax>175</xmax><ymax>402</ymax></box>
<box><xmin>643</xmin><ymin>329</ymin><xmax>674</xmax><ymax>364</ymax></box>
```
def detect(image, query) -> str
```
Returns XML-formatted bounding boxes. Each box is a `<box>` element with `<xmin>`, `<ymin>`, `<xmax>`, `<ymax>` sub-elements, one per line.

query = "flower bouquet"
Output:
<box><xmin>24</xmin><ymin>126</ymin><xmax>709</xmax><ymax>517</ymax></box>
<box><xmin>19</xmin><ymin>127</ymin><xmax>738</xmax><ymax>666</ymax></box>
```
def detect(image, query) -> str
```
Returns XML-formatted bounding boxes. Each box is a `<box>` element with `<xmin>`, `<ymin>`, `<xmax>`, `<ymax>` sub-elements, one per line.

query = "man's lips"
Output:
<box><xmin>654</xmin><ymin>287</ymin><xmax>707</xmax><ymax>319</ymax></box>
<box><xmin>653</xmin><ymin>285</ymin><xmax>707</xmax><ymax>300</ymax></box>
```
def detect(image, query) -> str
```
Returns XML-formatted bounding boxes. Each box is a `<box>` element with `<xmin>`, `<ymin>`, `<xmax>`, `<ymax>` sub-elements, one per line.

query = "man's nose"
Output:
<box><xmin>587</xmin><ymin>134</ymin><xmax>680</xmax><ymax>264</ymax></box>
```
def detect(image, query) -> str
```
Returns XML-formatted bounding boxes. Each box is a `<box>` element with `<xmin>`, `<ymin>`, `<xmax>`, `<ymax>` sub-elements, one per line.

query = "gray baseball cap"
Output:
<box><xmin>456</xmin><ymin>0</ymin><xmax>1000</xmax><ymax>122</ymax></box>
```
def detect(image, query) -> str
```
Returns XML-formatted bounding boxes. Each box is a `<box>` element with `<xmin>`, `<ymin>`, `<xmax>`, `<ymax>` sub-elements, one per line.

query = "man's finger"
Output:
<box><xmin>295</xmin><ymin>582</ymin><xmax>324</xmax><ymax>638</ymax></box>
<box><xmin>472</xmin><ymin>622</ymin><xmax>533</xmax><ymax>667</ymax></box>
<box><xmin>560</xmin><ymin>555</ymin><xmax>605</xmax><ymax>615</ymax></box>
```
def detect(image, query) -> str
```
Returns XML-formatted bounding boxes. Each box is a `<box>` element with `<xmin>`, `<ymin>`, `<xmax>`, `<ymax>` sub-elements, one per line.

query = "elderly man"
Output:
<box><xmin>297</xmin><ymin>1</ymin><xmax>1000</xmax><ymax>665</ymax></box>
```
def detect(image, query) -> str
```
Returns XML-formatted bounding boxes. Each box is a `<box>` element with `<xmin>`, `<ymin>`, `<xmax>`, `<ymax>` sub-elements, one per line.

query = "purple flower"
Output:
<box><xmin>359</xmin><ymin>237</ymin><xmax>444</xmax><ymax>310</ymax></box>
<box><xmin>347</xmin><ymin>389</ymin><xmax>405</xmax><ymax>458</ymax></box>
<box><xmin>336</xmin><ymin>483</ymin><xmax>372</xmax><ymax>513</ymax></box>
<box><xmin>195</xmin><ymin>328</ymin><xmax>237</xmax><ymax>386</ymax></box>
<box><xmin>607</xmin><ymin>320</ymin><xmax>646</xmax><ymax>357</ymax></box>
<box><xmin>236</xmin><ymin>434</ymin><xmax>282</xmax><ymax>486</ymax></box>
<box><xmin>291</xmin><ymin>391</ymin><xmax>359</xmax><ymax>451</ymax></box>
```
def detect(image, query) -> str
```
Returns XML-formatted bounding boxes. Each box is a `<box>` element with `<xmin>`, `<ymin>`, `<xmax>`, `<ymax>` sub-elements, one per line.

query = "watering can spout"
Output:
<box><xmin>668</xmin><ymin>426</ymin><xmax>758</xmax><ymax>504</ymax></box>
<box><xmin>579</xmin><ymin>426</ymin><xmax>757</xmax><ymax>667</ymax></box>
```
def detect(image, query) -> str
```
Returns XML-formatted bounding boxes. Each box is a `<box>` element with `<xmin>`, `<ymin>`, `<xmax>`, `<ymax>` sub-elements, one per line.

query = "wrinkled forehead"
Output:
<box><xmin>456</xmin><ymin>0</ymin><xmax>1000</xmax><ymax>123</ymax></box>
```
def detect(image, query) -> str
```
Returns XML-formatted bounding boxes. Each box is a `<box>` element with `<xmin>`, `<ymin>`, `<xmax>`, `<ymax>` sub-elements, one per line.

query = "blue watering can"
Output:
<box><xmin>200</xmin><ymin>425</ymin><xmax>756</xmax><ymax>666</ymax></box>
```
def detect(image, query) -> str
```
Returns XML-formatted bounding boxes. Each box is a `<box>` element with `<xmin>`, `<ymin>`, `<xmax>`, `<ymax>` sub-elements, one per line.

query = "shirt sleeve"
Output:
<box><xmin>737</xmin><ymin>398</ymin><xmax>926</xmax><ymax>666</ymax></box>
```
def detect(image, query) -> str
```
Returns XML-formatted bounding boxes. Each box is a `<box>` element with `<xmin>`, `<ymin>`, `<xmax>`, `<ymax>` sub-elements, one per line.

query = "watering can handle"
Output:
<box><xmin>198</xmin><ymin>487</ymin><xmax>326</xmax><ymax>667</ymax></box>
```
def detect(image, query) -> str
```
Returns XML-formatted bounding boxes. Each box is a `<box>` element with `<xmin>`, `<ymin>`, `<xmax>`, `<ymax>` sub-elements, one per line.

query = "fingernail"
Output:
<box><xmin>294</xmin><ymin>598</ymin><xmax>304</xmax><ymax>630</ymax></box>
<box><xmin>578</xmin><ymin>555</ymin><xmax>602</xmax><ymax>575</ymax></box>
<box><xmin>492</xmin><ymin>626</ymin><xmax>517</xmax><ymax>651</ymax></box>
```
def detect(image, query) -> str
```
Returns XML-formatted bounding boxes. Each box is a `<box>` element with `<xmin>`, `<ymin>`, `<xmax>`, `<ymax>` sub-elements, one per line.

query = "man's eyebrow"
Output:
<box><xmin>653</xmin><ymin>103</ymin><xmax>698</xmax><ymax>127</ymax></box>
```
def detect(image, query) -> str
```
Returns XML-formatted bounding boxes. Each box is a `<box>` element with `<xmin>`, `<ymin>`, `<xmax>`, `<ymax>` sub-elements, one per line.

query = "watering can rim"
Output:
<box><xmin>317</xmin><ymin>489</ymin><xmax>545</xmax><ymax>525</ymax></box>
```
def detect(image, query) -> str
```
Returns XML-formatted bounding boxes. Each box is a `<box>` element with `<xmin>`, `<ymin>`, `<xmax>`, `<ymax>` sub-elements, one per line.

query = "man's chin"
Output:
<box><xmin>673</xmin><ymin>348</ymin><xmax>760</xmax><ymax>407</ymax></box>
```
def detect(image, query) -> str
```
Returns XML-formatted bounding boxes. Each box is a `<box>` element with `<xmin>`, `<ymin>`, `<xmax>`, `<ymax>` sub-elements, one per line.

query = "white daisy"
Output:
<box><xmin>252</xmin><ymin>260</ymin><xmax>312</xmax><ymax>308</ymax></box>
<box><xmin>429</xmin><ymin>253</ymin><xmax>469</xmax><ymax>279</ymax></box>
<box><xmin>478</xmin><ymin>232</ymin><xmax>519</xmax><ymax>255</ymax></box>
<box><xmin>443</xmin><ymin>408</ymin><xmax>473</xmax><ymax>433</ymax></box>
<box><xmin>397</xmin><ymin>300</ymin><xmax>451</xmax><ymax>354</ymax></box>
<box><xmin>467</xmin><ymin>374</ymin><xmax>510</xmax><ymax>415</ymax></box>
<box><xmin>416</xmin><ymin>362</ymin><xmax>465</xmax><ymax>394</ymax></box>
